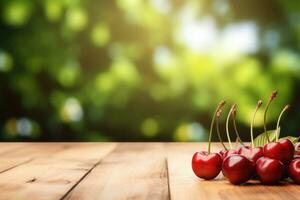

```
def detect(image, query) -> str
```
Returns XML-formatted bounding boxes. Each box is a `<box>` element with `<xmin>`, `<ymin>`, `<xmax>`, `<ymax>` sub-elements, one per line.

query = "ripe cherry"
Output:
<box><xmin>192</xmin><ymin>100</ymin><xmax>225</xmax><ymax>180</ymax></box>
<box><xmin>238</xmin><ymin>146</ymin><xmax>263</xmax><ymax>163</ymax></box>
<box><xmin>222</xmin><ymin>154</ymin><xmax>255</xmax><ymax>185</ymax></box>
<box><xmin>263</xmin><ymin>103</ymin><xmax>293</xmax><ymax>164</ymax></box>
<box><xmin>192</xmin><ymin>152</ymin><xmax>223</xmax><ymax>180</ymax></box>
<box><xmin>238</xmin><ymin>100</ymin><xmax>263</xmax><ymax>162</ymax></box>
<box><xmin>263</xmin><ymin>139</ymin><xmax>294</xmax><ymax>165</ymax></box>
<box><xmin>289</xmin><ymin>158</ymin><xmax>300</xmax><ymax>184</ymax></box>
<box><xmin>295</xmin><ymin>142</ymin><xmax>300</xmax><ymax>155</ymax></box>
<box><xmin>215</xmin><ymin>109</ymin><xmax>237</xmax><ymax>159</ymax></box>
<box><xmin>256</xmin><ymin>157</ymin><xmax>284</xmax><ymax>184</ymax></box>
<box><xmin>219</xmin><ymin>149</ymin><xmax>237</xmax><ymax>159</ymax></box>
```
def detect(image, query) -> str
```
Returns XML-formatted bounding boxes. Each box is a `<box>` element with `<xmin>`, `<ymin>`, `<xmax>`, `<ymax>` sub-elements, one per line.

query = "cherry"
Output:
<box><xmin>289</xmin><ymin>159</ymin><xmax>300</xmax><ymax>184</ymax></box>
<box><xmin>225</xmin><ymin>149</ymin><xmax>238</xmax><ymax>157</ymax></box>
<box><xmin>222</xmin><ymin>154</ymin><xmax>255</xmax><ymax>185</ymax></box>
<box><xmin>256</xmin><ymin>157</ymin><xmax>284</xmax><ymax>184</ymax></box>
<box><xmin>219</xmin><ymin>149</ymin><xmax>237</xmax><ymax>159</ymax></box>
<box><xmin>192</xmin><ymin>152</ymin><xmax>223</xmax><ymax>180</ymax></box>
<box><xmin>238</xmin><ymin>146</ymin><xmax>263</xmax><ymax>163</ymax></box>
<box><xmin>192</xmin><ymin>100</ymin><xmax>225</xmax><ymax>180</ymax></box>
<box><xmin>263</xmin><ymin>139</ymin><xmax>294</xmax><ymax>165</ymax></box>
<box><xmin>295</xmin><ymin>142</ymin><xmax>300</xmax><ymax>155</ymax></box>
<box><xmin>217</xmin><ymin>104</ymin><xmax>239</xmax><ymax>160</ymax></box>
<box><xmin>216</xmin><ymin>109</ymin><xmax>228</xmax><ymax>157</ymax></box>
<box><xmin>238</xmin><ymin>100</ymin><xmax>263</xmax><ymax>162</ymax></box>
<box><xmin>215</xmin><ymin>109</ymin><xmax>237</xmax><ymax>159</ymax></box>
<box><xmin>263</xmin><ymin>101</ymin><xmax>294</xmax><ymax>165</ymax></box>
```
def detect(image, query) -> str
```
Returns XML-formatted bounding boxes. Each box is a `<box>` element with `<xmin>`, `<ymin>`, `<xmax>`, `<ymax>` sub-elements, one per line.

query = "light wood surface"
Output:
<box><xmin>0</xmin><ymin>143</ymin><xmax>298</xmax><ymax>200</ymax></box>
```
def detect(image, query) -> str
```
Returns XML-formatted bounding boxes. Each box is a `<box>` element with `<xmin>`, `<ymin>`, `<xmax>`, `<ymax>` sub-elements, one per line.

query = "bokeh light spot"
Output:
<box><xmin>3</xmin><ymin>1</ymin><xmax>33</xmax><ymax>26</ymax></box>
<box><xmin>60</xmin><ymin>98</ymin><xmax>84</xmax><ymax>122</ymax></box>
<box><xmin>141</xmin><ymin>118</ymin><xmax>159</xmax><ymax>137</ymax></box>
<box><xmin>91</xmin><ymin>23</ymin><xmax>111</xmax><ymax>47</ymax></box>
<box><xmin>44</xmin><ymin>0</ymin><xmax>63</xmax><ymax>22</ymax></box>
<box><xmin>0</xmin><ymin>51</ymin><xmax>13</xmax><ymax>72</ymax></box>
<box><xmin>65</xmin><ymin>7</ymin><xmax>88</xmax><ymax>31</ymax></box>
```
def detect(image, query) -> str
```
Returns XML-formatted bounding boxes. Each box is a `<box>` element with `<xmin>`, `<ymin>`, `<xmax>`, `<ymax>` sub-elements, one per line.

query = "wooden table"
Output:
<box><xmin>0</xmin><ymin>143</ymin><xmax>299</xmax><ymax>200</ymax></box>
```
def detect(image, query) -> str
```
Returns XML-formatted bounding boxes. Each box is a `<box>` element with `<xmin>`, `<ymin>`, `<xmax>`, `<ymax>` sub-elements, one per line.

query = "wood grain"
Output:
<box><xmin>64</xmin><ymin>143</ymin><xmax>169</xmax><ymax>200</ymax></box>
<box><xmin>0</xmin><ymin>143</ymin><xmax>71</xmax><ymax>174</ymax></box>
<box><xmin>0</xmin><ymin>143</ymin><xmax>116</xmax><ymax>200</ymax></box>
<box><xmin>0</xmin><ymin>142</ymin><xmax>299</xmax><ymax>200</ymax></box>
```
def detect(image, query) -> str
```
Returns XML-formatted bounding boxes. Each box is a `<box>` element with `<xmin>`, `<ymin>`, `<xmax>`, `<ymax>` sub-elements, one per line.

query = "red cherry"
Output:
<box><xmin>219</xmin><ymin>149</ymin><xmax>237</xmax><ymax>159</ymax></box>
<box><xmin>289</xmin><ymin>159</ymin><xmax>300</xmax><ymax>184</ymax></box>
<box><xmin>192</xmin><ymin>151</ymin><xmax>222</xmax><ymax>180</ymax></box>
<box><xmin>238</xmin><ymin>145</ymin><xmax>263</xmax><ymax>163</ymax></box>
<box><xmin>256</xmin><ymin>157</ymin><xmax>284</xmax><ymax>184</ymax></box>
<box><xmin>192</xmin><ymin>100</ymin><xmax>225</xmax><ymax>180</ymax></box>
<box><xmin>222</xmin><ymin>154</ymin><xmax>255</xmax><ymax>185</ymax></box>
<box><xmin>295</xmin><ymin>142</ymin><xmax>300</xmax><ymax>155</ymax></box>
<box><xmin>263</xmin><ymin>139</ymin><xmax>294</xmax><ymax>164</ymax></box>
<box><xmin>219</xmin><ymin>149</ymin><xmax>227</xmax><ymax>158</ymax></box>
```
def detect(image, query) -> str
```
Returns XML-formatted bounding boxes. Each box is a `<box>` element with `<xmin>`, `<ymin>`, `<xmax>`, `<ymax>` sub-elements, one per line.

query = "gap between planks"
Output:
<box><xmin>0</xmin><ymin>143</ymin><xmax>117</xmax><ymax>200</ymax></box>
<box><xmin>63</xmin><ymin>143</ymin><xmax>170</xmax><ymax>200</ymax></box>
<box><xmin>0</xmin><ymin>143</ymin><xmax>90</xmax><ymax>175</ymax></box>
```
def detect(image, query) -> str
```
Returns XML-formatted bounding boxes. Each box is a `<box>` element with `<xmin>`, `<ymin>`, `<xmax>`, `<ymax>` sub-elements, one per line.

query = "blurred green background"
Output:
<box><xmin>0</xmin><ymin>0</ymin><xmax>300</xmax><ymax>142</ymax></box>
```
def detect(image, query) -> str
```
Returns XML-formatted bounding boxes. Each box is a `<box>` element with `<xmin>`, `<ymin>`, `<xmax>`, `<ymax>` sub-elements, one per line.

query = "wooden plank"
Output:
<box><xmin>0</xmin><ymin>143</ymin><xmax>33</xmax><ymax>173</ymax></box>
<box><xmin>0</xmin><ymin>143</ymin><xmax>25</xmax><ymax>155</ymax></box>
<box><xmin>64</xmin><ymin>143</ymin><xmax>169</xmax><ymax>200</ymax></box>
<box><xmin>0</xmin><ymin>143</ymin><xmax>65</xmax><ymax>173</ymax></box>
<box><xmin>0</xmin><ymin>143</ymin><xmax>80</xmax><ymax>174</ymax></box>
<box><xmin>0</xmin><ymin>143</ymin><xmax>117</xmax><ymax>200</ymax></box>
<box><xmin>165</xmin><ymin>143</ymin><xmax>300</xmax><ymax>200</ymax></box>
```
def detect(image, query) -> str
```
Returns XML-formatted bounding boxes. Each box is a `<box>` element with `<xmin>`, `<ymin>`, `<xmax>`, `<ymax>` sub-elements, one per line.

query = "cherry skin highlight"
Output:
<box><xmin>256</xmin><ymin>157</ymin><xmax>284</xmax><ymax>184</ymax></box>
<box><xmin>263</xmin><ymin>139</ymin><xmax>294</xmax><ymax>165</ymax></box>
<box><xmin>238</xmin><ymin>145</ymin><xmax>263</xmax><ymax>163</ymax></box>
<box><xmin>222</xmin><ymin>154</ymin><xmax>255</xmax><ymax>185</ymax></box>
<box><xmin>192</xmin><ymin>151</ymin><xmax>223</xmax><ymax>180</ymax></box>
<box><xmin>289</xmin><ymin>158</ymin><xmax>300</xmax><ymax>184</ymax></box>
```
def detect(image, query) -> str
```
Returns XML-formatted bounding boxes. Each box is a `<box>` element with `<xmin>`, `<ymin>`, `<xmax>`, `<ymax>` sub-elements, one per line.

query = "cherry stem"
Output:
<box><xmin>251</xmin><ymin>100</ymin><xmax>263</xmax><ymax>148</ymax></box>
<box><xmin>226</xmin><ymin>105</ymin><xmax>234</xmax><ymax>149</ymax></box>
<box><xmin>231</xmin><ymin>105</ymin><xmax>244</xmax><ymax>146</ymax></box>
<box><xmin>263</xmin><ymin>90</ymin><xmax>277</xmax><ymax>143</ymax></box>
<box><xmin>216</xmin><ymin>109</ymin><xmax>228</xmax><ymax>150</ymax></box>
<box><xmin>208</xmin><ymin>100</ymin><xmax>226</xmax><ymax>154</ymax></box>
<box><xmin>276</xmin><ymin>105</ymin><xmax>289</xmax><ymax>141</ymax></box>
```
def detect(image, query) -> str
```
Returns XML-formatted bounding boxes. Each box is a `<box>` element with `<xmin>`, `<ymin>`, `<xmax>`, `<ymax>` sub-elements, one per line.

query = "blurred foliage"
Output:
<box><xmin>1</xmin><ymin>0</ymin><xmax>300</xmax><ymax>141</ymax></box>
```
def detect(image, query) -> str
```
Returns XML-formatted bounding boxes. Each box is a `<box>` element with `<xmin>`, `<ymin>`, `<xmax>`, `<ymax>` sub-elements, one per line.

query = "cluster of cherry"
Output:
<box><xmin>192</xmin><ymin>91</ymin><xmax>300</xmax><ymax>185</ymax></box>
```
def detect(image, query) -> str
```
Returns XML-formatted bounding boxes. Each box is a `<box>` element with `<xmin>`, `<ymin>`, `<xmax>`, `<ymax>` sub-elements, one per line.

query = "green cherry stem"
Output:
<box><xmin>208</xmin><ymin>100</ymin><xmax>226</xmax><ymax>154</ymax></box>
<box><xmin>231</xmin><ymin>104</ymin><xmax>244</xmax><ymax>146</ymax></box>
<box><xmin>251</xmin><ymin>100</ymin><xmax>263</xmax><ymax>148</ymax></box>
<box><xmin>216</xmin><ymin>109</ymin><xmax>228</xmax><ymax>150</ymax></box>
<box><xmin>263</xmin><ymin>90</ymin><xmax>278</xmax><ymax>143</ymax></box>
<box><xmin>226</xmin><ymin>105</ymin><xmax>234</xmax><ymax>149</ymax></box>
<box><xmin>276</xmin><ymin>104</ymin><xmax>290</xmax><ymax>141</ymax></box>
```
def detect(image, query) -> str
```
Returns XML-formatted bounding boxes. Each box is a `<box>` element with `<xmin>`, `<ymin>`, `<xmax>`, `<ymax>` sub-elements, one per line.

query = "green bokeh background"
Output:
<box><xmin>0</xmin><ymin>0</ymin><xmax>300</xmax><ymax>141</ymax></box>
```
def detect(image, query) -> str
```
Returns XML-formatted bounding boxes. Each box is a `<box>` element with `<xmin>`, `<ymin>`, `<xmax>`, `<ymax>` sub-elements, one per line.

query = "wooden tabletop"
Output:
<box><xmin>0</xmin><ymin>143</ymin><xmax>299</xmax><ymax>200</ymax></box>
